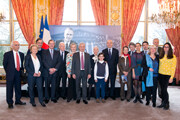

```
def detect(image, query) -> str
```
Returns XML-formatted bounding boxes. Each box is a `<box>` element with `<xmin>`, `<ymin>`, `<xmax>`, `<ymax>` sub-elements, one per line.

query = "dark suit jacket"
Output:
<box><xmin>55</xmin><ymin>40</ymin><xmax>78</xmax><ymax>51</ymax></box>
<box><xmin>26</xmin><ymin>48</ymin><xmax>45</xmax><ymax>57</ymax></box>
<box><xmin>71</xmin><ymin>52</ymin><xmax>91</xmax><ymax>77</ymax></box>
<box><xmin>102</xmin><ymin>48</ymin><xmax>119</xmax><ymax>75</ymax></box>
<box><xmin>3</xmin><ymin>51</ymin><xmax>24</xmax><ymax>80</ymax></box>
<box><xmin>25</xmin><ymin>54</ymin><xmax>43</xmax><ymax>76</ymax></box>
<box><xmin>42</xmin><ymin>49</ymin><xmax>61</xmax><ymax>77</ymax></box>
<box><xmin>58</xmin><ymin>50</ymin><xmax>69</xmax><ymax>74</ymax></box>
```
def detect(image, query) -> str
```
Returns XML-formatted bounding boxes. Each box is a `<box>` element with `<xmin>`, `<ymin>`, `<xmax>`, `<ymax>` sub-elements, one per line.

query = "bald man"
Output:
<box><xmin>56</xmin><ymin>42</ymin><xmax>69</xmax><ymax>100</ymax></box>
<box><xmin>3</xmin><ymin>41</ymin><xmax>26</xmax><ymax>109</ymax></box>
<box><xmin>102</xmin><ymin>40</ymin><xmax>119</xmax><ymax>100</ymax></box>
<box><xmin>72</xmin><ymin>43</ymin><xmax>91</xmax><ymax>104</ymax></box>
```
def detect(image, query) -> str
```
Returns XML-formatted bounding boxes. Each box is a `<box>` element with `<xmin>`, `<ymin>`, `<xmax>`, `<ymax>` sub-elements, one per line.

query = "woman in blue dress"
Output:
<box><xmin>131</xmin><ymin>43</ymin><xmax>144</xmax><ymax>104</ymax></box>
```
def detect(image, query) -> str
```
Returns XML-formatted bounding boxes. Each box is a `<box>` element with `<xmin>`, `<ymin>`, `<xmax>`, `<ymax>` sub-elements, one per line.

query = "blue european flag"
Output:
<box><xmin>39</xmin><ymin>15</ymin><xmax>44</xmax><ymax>38</ymax></box>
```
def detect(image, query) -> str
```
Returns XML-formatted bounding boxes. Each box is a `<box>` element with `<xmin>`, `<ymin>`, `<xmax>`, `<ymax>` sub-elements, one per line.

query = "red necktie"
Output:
<box><xmin>81</xmin><ymin>52</ymin><xmax>84</xmax><ymax>70</ymax></box>
<box><xmin>16</xmin><ymin>52</ymin><xmax>20</xmax><ymax>71</ymax></box>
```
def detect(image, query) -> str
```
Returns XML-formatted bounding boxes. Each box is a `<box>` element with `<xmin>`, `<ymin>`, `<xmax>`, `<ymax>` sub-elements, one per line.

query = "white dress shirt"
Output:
<box><xmin>79</xmin><ymin>52</ymin><xmax>85</xmax><ymax>70</ymax></box>
<box><xmin>13</xmin><ymin>50</ymin><xmax>21</xmax><ymax>69</ymax></box>
<box><xmin>94</xmin><ymin>60</ymin><xmax>109</xmax><ymax>80</ymax></box>
<box><xmin>31</xmin><ymin>54</ymin><xmax>40</xmax><ymax>73</ymax></box>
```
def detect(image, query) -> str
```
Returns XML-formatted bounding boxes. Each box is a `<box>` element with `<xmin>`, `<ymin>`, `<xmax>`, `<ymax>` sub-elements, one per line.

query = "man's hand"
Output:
<box><xmin>149</xmin><ymin>68</ymin><xmax>154</xmax><ymax>72</ymax></box>
<box><xmin>68</xmin><ymin>74</ymin><xmax>71</xmax><ymax>78</ymax></box>
<box><xmin>88</xmin><ymin>74</ymin><xmax>91</xmax><ymax>79</ymax></box>
<box><xmin>72</xmin><ymin>74</ymin><xmax>76</xmax><ymax>79</ymax></box>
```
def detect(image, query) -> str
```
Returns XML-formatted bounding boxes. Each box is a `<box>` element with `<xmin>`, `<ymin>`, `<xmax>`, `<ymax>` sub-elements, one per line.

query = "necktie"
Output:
<box><xmin>16</xmin><ymin>52</ymin><xmax>20</xmax><ymax>71</ymax></box>
<box><xmin>51</xmin><ymin>49</ymin><xmax>53</xmax><ymax>59</ymax></box>
<box><xmin>66</xmin><ymin>43</ymin><xmax>68</xmax><ymax>50</ymax></box>
<box><xmin>62</xmin><ymin>51</ymin><xmax>64</xmax><ymax>61</ymax></box>
<box><xmin>108</xmin><ymin>49</ymin><xmax>112</xmax><ymax>59</ymax></box>
<box><xmin>81</xmin><ymin>52</ymin><xmax>84</xmax><ymax>70</ymax></box>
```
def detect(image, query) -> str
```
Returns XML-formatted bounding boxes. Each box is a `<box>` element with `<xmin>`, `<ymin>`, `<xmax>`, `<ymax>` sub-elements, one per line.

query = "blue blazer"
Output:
<box><xmin>3</xmin><ymin>51</ymin><xmax>24</xmax><ymax>80</ymax></box>
<box><xmin>25</xmin><ymin>54</ymin><xmax>43</xmax><ymax>76</ymax></box>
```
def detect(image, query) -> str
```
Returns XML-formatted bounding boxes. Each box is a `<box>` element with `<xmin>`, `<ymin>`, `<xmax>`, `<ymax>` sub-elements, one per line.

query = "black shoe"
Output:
<box><xmin>31</xmin><ymin>103</ymin><xmax>36</xmax><ymax>107</ymax></box>
<box><xmin>44</xmin><ymin>99</ymin><xmax>49</xmax><ymax>104</ymax></box>
<box><xmin>157</xmin><ymin>103</ymin><xmax>164</xmax><ymax>108</ymax></box>
<box><xmin>127</xmin><ymin>99</ymin><xmax>130</xmax><ymax>102</ymax></box>
<box><xmin>146</xmin><ymin>102</ymin><xmax>150</xmax><ymax>106</ymax></box>
<box><xmin>76</xmin><ymin>99</ymin><xmax>80</xmax><ymax>104</ymax></box>
<box><xmin>138</xmin><ymin>98</ymin><xmax>143</xmax><ymax>104</ymax></box>
<box><xmin>121</xmin><ymin>99</ymin><xmax>124</xmax><ymax>101</ymax></box>
<box><xmin>133</xmin><ymin>98</ymin><xmax>138</xmax><ymax>103</ymax></box>
<box><xmin>87</xmin><ymin>97</ymin><xmax>90</xmax><ymax>101</ymax></box>
<box><xmin>67</xmin><ymin>99</ymin><xmax>71</xmax><ymax>103</ymax></box>
<box><xmin>83</xmin><ymin>100</ymin><xmax>88</xmax><ymax>104</ymax></box>
<box><xmin>8</xmin><ymin>104</ymin><xmax>13</xmax><ymax>109</ymax></box>
<box><xmin>51</xmin><ymin>99</ymin><xmax>57</xmax><ymax>103</ymax></box>
<box><xmin>163</xmin><ymin>103</ymin><xmax>169</xmax><ymax>110</ymax></box>
<box><xmin>152</xmin><ymin>103</ymin><xmax>156</xmax><ymax>107</ymax></box>
<box><xmin>41</xmin><ymin>103</ymin><xmax>46</xmax><ymax>107</ymax></box>
<box><xmin>111</xmin><ymin>96</ymin><xmax>116</xmax><ymax>100</ymax></box>
<box><xmin>105</xmin><ymin>96</ymin><xmax>108</xmax><ymax>100</ymax></box>
<box><xmin>15</xmin><ymin>101</ymin><xmax>26</xmax><ymax>105</ymax></box>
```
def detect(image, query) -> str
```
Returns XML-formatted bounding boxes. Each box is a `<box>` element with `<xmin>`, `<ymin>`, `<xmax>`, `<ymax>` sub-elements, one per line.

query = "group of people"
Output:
<box><xmin>3</xmin><ymin>38</ymin><xmax>176</xmax><ymax>111</ymax></box>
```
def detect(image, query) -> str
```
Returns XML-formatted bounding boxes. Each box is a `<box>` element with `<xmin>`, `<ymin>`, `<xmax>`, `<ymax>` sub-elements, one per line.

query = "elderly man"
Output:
<box><xmin>88</xmin><ymin>46</ymin><xmax>99</xmax><ymax>100</ymax></box>
<box><xmin>3</xmin><ymin>41</ymin><xmax>26</xmax><ymax>109</ymax></box>
<box><xmin>128</xmin><ymin>42</ymin><xmax>136</xmax><ymax>56</ymax></box>
<box><xmin>56</xmin><ymin>42</ymin><xmax>69</xmax><ymax>100</ymax></box>
<box><xmin>72</xmin><ymin>43</ymin><xmax>91</xmax><ymax>104</ymax></box>
<box><xmin>102</xmin><ymin>40</ymin><xmax>119</xmax><ymax>100</ymax></box>
<box><xmin>153</xmin><ymin>38</ymin><xmax>163</xmax><ymax>55</ymax></box>
<box><xmin>153</xmin><ymin>38</ymin><xmax>163</xmax><ymax>98</ymax></box>
<box><xmin>55</xmin><ymin>27</ymin><xmax>77</xmax><ymax>51</ymax></box>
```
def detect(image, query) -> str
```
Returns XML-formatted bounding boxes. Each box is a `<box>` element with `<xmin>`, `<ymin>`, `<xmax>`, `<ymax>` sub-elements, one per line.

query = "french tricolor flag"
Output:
<box><xmin>39</xmin><ymin>15</ymin><xmax>51</xmax><ymax>49</ymax></box>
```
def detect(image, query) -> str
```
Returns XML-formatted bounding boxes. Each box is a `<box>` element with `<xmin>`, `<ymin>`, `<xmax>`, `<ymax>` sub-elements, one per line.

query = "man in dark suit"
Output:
<box><xmin>128</xmin><ymin>42</ymin><xmax>136</xmax><ymax>56</ymax></box>
<box><xmin>3</xmin><ymin>41</ymin><xmax>26</xmax><ymax>109</ymax></box>
<box><xmin>102</xmin><ymin>40</ymin><xmax>119</xmax><ymax>100</ymax></box>
<box><xmin>153</xmin><ymin>38</ymin><xmax>163</xmax><ymax>98</ymax></box>
<box><xmin>26</xmin><ymin>38</ymin><xmax>44</xmax><ymax>57</ymax></box>
<box><xmin>55</xmin><ymin>27</ymin><xmax>77</xmax><ymax>51</ymax></box>
<box><xmin>128</xmin><ymin>42</ymin><xmax>136</xmax><ymax>99</ymax></box>
<box><xmin>72</xmin><ymin>43</ymin><xmax>91</xmax><ymax>104</ymax></box>
<box><xmin>42</xmin><ymin>40</ymin><xmax>61</xmax><ymax>103</ymax></box>
<box><xmin>142</xmin><ymin>41</ymin><xmax>149</xmax><ymax>55</ymax></box>
<box><xmin>56</xmin><ymin>42</ymin><xmax>69</xmax><ymax>100</ymax></box>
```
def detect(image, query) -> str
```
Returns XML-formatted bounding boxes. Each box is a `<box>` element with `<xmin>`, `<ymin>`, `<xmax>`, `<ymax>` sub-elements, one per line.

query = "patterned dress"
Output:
<box><xmin>66</xmin><ymin>52</ymin><xmax>74</xmax><ymax>75</ymax></box>
<box><xmin>131</xmin><ymin>52</ymin><xmax>144</xmax><ymax>80</ymax></box>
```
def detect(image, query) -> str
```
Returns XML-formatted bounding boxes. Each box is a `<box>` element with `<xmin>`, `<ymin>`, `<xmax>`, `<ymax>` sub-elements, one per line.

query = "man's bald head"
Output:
<box><xmin>107</xmin><ymin>40</ymin><xmax>113</xmax><ymax>48</ymax></box>
<box><xmin>11</xmin><ymin>41</ymin><xmax>20</xmax><ymax>52</ymax></box>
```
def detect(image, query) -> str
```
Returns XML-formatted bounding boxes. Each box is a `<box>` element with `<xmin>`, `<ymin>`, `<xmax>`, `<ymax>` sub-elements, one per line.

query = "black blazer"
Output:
<box><xmin>58</xmin><ymin>50</ymin><xmax>69</xmax><ymax>74</ymax></box>
<box><xmin>71</xmin><ymin>52</ymin><xmax>91</xmax><ymax>77</ymax></box>
<box><xmin>102</xmin><ymin>48</ymin><xmax>119</xmax><ymax>75</ymax></box>
<box><xmin>25</xmin><ymin>54</ymin><xmax>43</xmax><ymax>76</ymax></box>
<box><xmin>3</xmin><ymin>51</ymin><xmax>24</xmax><ymax>80</ymax></box>
<box><xmin>42</xmin><ymin>49</ymin><xmax>61</xmax><ymax>77</ymax></box>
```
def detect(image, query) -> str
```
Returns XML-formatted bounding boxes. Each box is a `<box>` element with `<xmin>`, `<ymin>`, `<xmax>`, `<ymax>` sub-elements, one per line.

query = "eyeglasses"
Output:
<box><xmin>164</xmin><ymin>46</ymin><xmax>169</xmax><ymax>48</ymax></box>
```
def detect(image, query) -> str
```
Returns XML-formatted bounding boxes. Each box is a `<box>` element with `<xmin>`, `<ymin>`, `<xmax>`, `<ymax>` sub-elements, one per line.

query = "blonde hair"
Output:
<box><xmin>30</xmin><ymin>44</ymin><xmax>38</xmax><ymax>52</ymax></box>
<box><xmin>148</xmin><ymin>45</ymin><xmax>157</xmax><ymax>55</ymax></box>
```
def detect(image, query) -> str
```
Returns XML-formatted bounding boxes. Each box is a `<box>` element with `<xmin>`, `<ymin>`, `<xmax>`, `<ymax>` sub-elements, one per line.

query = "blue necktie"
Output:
<box><xmin>109</xmin><ymin>49</ymin><xmax>112</xmax><ymax>59</ymax></box>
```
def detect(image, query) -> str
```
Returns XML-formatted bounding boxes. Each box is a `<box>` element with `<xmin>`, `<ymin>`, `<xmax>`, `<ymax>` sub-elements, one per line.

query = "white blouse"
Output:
<box><xmin>31</xmin><ymin>54</ymin><xmax>40</xmax><ymax>73</ymax></box>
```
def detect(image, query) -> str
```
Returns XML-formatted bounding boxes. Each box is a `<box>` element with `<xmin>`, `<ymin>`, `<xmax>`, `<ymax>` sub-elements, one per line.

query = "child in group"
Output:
<box><xmin>94</xmin><ymin>53</ymin><xmax>109</xmax><ymax>103</ymax></box>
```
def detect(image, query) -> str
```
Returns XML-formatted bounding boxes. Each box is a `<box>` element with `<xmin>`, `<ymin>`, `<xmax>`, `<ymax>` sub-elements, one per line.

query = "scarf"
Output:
<box><xmin>123</xmin><ymin>54</ymin><xmax>131</xmax><ymax>67</ymax></box>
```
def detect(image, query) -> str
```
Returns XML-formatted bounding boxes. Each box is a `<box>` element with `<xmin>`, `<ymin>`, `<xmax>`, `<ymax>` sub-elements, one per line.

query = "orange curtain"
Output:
<box><xmin>50</xmin><ymin>0</ymin><xmax>65</xmax><ymax>25</ymax></box>
<box><xmin>90</xmin><ymin>0</ymin><xmax>107</xmax><ymax>25</ymax></box>
<box><xmin>122</xmin><ymin>0</ymin><xmax>145</xmax><ymax>47</ymax></box>
<box><xmin>11</xmin><ymin>0</ymin><xmax>34</xmax><ymax>47</ymax></box>
<box><xmin>166</xmin><ymin>27</ymin><xmax>180</xmax><ymax>84</ymax></box>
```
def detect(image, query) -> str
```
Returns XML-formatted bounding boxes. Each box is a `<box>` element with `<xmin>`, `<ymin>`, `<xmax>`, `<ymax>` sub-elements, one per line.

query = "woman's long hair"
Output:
<box><xmin>159</xmin><ymin>42</ymin><xmax>173</xmax><ymax>59</ymax></box>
